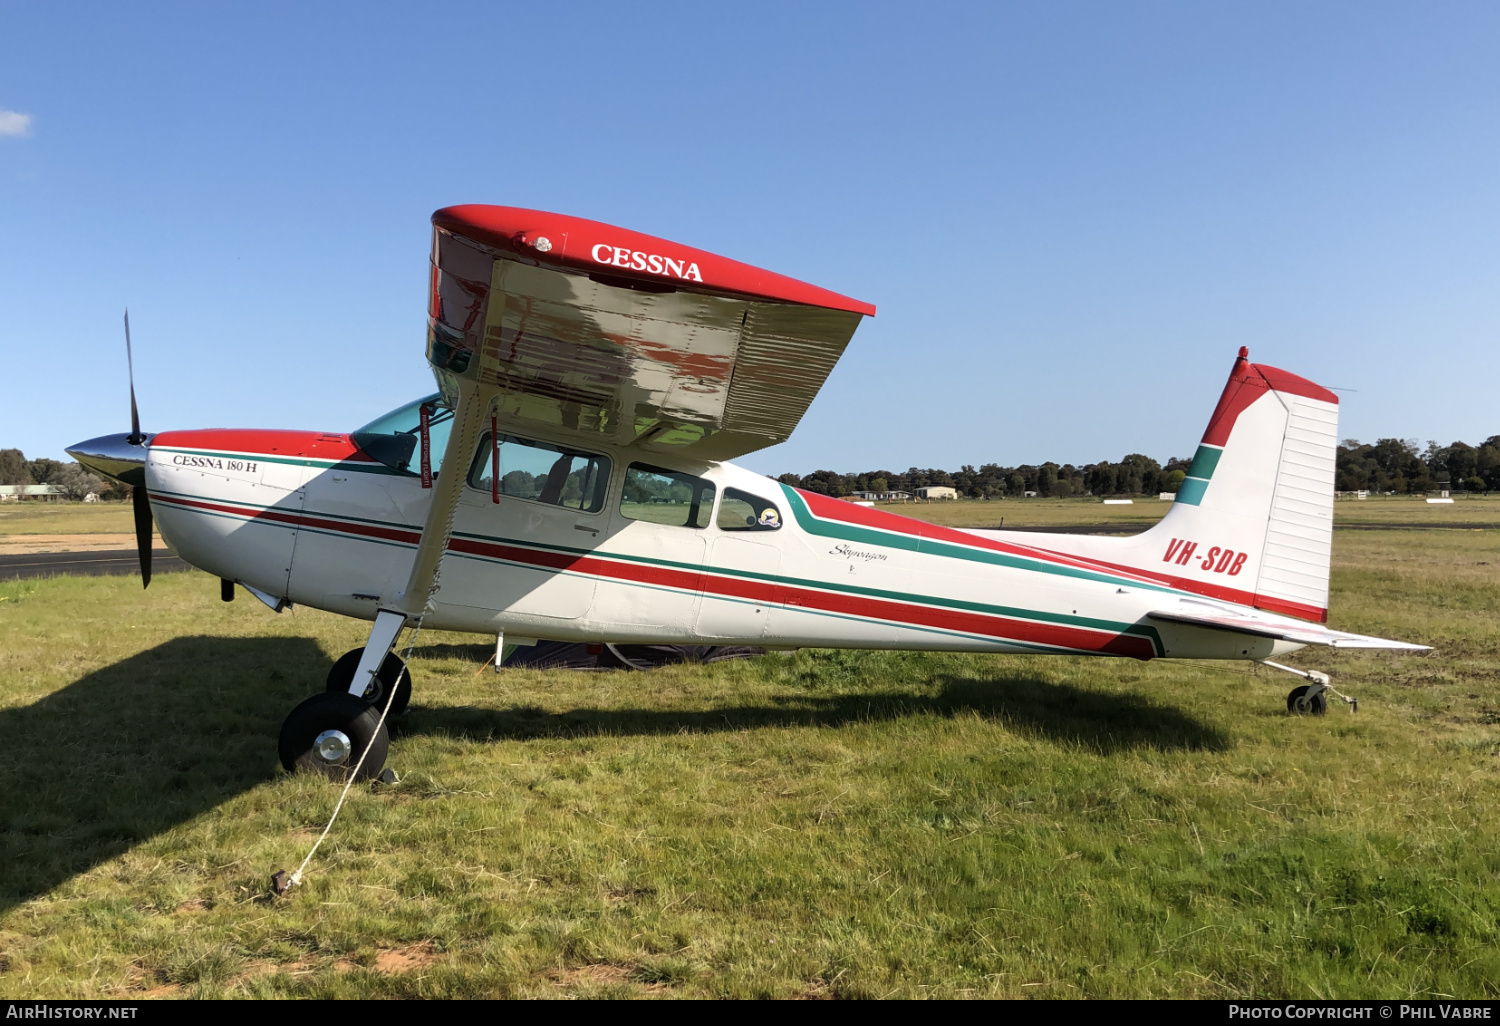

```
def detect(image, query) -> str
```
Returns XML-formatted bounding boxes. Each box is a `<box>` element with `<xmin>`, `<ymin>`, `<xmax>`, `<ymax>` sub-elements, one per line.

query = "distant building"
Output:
<box><xmin>0</xmin><ymin>484</ymin><xmax>70</xmax><ymax>503</ymax></box>
<box><xmin>915</xmin><ymin>486</ymin><xmax>958</xmax><ymax>500</ymax></box>
<box><xmin>851</xmin><ymin>490</ymin><xmax>912</xmax><ymax>502</ymax></box>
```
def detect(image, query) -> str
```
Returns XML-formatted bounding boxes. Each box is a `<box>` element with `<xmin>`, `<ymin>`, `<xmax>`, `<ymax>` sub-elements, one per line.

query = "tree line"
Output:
<box><xmin>775</xmin><ymin>436</ymin><xmax>1500</xmax><ymax>499</ymax></box>
<box><xmin>3</xmin><ymin>433</ymin><xmax>1497</xmax><ymax>504</ymax></box>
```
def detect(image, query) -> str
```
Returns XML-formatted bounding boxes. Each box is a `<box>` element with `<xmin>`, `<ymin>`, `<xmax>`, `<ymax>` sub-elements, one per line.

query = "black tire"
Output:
<box><xmin>1287</xmin><ymin>685</ymin><xmax>1328</xmax><ymax>716</ymax></box>
<box><xmin>279</xmin><ymin>692</ymin><xmax>390</xmax><ymax>781</ymax></box>
<box><xmin>326</xmin><ymin>648</ymin><xmax>411</xmax><ymax>716</ymax></box>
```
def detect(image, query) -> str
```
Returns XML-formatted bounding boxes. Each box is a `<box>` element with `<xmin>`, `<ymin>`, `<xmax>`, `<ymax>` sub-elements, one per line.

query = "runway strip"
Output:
<box><xmin>0</xmin><ymin>548</ymin><xmax>191</xmax><ymax>582</ymax></box>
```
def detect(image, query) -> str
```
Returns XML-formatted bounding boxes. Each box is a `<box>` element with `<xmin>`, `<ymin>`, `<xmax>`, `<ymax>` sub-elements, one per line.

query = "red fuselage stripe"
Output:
<box><xmin>155</xmin><ymin>494</ymin><xmax>421</xmax><ymax>545</ymax></box>
<box><xmin>447</xmin><ymin>536</ymin><xmax>1154</xmax><ymax>658</ymax></box>
<box><xmin>157</xmin><ymin>493</ymin><xmax>1151</xmax><ymax>657</ymax></box>
<box><xmin>1022</xmin><ymin>546</ymin><xmax>1328</xmax><ymax>622</ymax></box>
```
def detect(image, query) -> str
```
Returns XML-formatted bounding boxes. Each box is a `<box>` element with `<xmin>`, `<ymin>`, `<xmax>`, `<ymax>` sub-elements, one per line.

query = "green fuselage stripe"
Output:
<box><xmin>778</xmin><ymin>485</ymin><xmax>1176</xmax><ymax>597</ymax></box>
<box><xmin>153</xmin><ymin>446</ymin><xmax>409</xmax><ymax>476</ymax></box>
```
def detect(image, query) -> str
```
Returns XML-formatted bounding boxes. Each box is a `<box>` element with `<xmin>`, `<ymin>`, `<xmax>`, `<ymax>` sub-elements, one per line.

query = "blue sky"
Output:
<box><xmin>2</xmin><ymin>2</ymin><xmax>1496</xmax><ymax>475</ymax></box>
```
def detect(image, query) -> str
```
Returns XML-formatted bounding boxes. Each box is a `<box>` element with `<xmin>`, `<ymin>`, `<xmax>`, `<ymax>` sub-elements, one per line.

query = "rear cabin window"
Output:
<box><xmin>620</xmin><ymin>464</ymin><xmax>715</xmax><ymax>528</ymax></box>
<box><xmin>716</xmin><ymin>488</ymin><xmax>783</xmax><ymax>531</ymax></box>
<box><xmin>467</xmin><ymin>433</ymin><xmax>612</xmax><ymax>513</ymax></box>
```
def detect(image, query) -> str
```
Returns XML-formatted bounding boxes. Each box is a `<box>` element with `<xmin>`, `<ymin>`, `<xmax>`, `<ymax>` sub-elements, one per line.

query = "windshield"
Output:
<box><xmin>352</xmin><ymin>394</ymin><xmax>455</xmax><ymax>475</ymax></box>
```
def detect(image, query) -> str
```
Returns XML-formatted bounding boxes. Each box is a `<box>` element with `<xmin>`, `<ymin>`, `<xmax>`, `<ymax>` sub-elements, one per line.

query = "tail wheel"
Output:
<box><xmin>1287</xmin><ymin>685</ymin><xmax>1328</xmax><ymax>716</ymax></box>
<box><xmin>326</xmin><ymin>647</ymin><xmax>412</xmax><ymax>717</ymax></box>
<box><xmin>279</xmin><ymin>692</ymin><xmax>390</xmax><ymax>781</ymax></box>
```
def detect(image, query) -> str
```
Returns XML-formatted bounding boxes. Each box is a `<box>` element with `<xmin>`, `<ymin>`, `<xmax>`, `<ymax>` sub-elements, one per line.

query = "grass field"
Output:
<box><xmin>0</xmin><ymin>502</ymin><xmax>137</xmax><ymax>537</ymax></box>
<box><xmin>1</xmin><ymin>511</ymin><xmax>1498</xmax><ymax>998</ymax></box>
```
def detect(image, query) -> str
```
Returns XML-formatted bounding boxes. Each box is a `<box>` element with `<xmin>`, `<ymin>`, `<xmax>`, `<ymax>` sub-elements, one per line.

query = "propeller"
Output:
<box><xmin>125</xmin><ymin>310</ymin><xmax>153</xmax><ymax>588</ymax></box>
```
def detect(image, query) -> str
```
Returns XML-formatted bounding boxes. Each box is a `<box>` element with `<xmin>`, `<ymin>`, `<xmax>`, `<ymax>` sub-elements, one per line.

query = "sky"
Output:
<box><xmin>1</xmin><ymin>1</ymin><xmax>1497</xmax><ymax>476</ymax></box>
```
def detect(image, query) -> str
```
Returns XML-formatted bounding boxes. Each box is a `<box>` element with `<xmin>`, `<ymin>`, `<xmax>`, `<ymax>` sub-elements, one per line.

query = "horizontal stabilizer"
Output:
<box><xmin>1146</xmin><ymin>605</ymin><xmax>1429</xmax><ymax>650</ymax></box>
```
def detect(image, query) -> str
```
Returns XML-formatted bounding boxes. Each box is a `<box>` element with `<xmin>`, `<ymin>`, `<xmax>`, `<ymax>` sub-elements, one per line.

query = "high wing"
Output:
<box><xmin>1146</xmin><ymin>603</ymin><xmax>1429</xmax><ymax>650</ymax></box>
<box><xmin>425</xmin><ymin>205</ymin><xmax>876</xmax><ymax>461</ymax></box>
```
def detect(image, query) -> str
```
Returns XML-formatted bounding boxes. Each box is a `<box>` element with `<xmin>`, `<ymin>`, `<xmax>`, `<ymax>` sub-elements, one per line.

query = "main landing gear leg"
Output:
<box><xmin>278</xmin><ymin>609</ymin><xmax>408</xmax><ymax>781</ymax></box>
<box><xmin>1259</xmin><ymin>659</ymin><xmax>1358</xmax><ymax>715</ymax></box>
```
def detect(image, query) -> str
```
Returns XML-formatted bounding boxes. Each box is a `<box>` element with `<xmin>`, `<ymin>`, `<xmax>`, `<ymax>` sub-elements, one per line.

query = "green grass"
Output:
<box><xmin>0</xmin><ymin>527</ymin><xmax>1497</xmax><ymax>998</ymax></box>
<box><xmin>0</xmin><ymin>501</ymin><xmax>136</xmax><ymax>536</ymax></box>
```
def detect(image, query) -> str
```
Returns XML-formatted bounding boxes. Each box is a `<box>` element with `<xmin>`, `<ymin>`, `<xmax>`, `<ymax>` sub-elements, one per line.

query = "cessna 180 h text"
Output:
<box><xmin>70</xmin><ymin>205</ymin><xmax>1426</xmax><ymax>783</ymax></box>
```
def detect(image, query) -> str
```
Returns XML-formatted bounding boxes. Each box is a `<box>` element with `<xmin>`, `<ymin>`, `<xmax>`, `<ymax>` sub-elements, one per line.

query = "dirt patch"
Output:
<box><xmin>125</xmin><ymin>965</ymin><xmax>184</xmax><ymax>998</ymax></box>
<box><xmin>0</xmin><ymin>534</ymin><xmax>163</xmax><ymax>554</ymax></box>
<box><xmin>233</xmin><ymin>954</ymin><xmax>336</xmax><ymax>985</ymax></box>
<box><xmin>248</xmin><ymin>944</ymin><xmax>438</xmax><ymax>977</ymax></box>
<box><xmin>546</xmin><ymin>963</ymin><xmax>668</xmax><ymax>994</ymax></box>
<box><xmin>374</xmin><ymin>943</ymin><xmax>439</xmax><ymax>974</ymax></box>
<box><xmin>548</xmin><ymin>963</ymin><xmax>633</xmax><ymax>986</ymax></box>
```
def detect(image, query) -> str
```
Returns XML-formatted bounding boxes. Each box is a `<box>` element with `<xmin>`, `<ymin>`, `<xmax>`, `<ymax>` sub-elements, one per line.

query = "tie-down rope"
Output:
<box><xmin>279</xmin><ymin>615</ymin><xmax>425</xmax><ymax>894</ymax></box>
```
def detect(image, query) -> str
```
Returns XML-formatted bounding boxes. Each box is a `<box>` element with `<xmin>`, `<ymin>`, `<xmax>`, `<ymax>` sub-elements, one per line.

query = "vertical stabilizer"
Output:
<box><xmin>1149</xmin><ymin>348</ymin><xmax>1339</xmax><ymax>621</ymax></box>
<box><xmin>968</xmin><ymin>349</ymin><xmax>1341</xmax><ymax>622</ymax></box>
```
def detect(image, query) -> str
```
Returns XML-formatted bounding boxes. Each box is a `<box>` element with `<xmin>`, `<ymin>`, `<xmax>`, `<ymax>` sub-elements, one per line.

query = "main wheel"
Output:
<box><xmin>1286</xmin><ymin>685</ymin><xmax>1328</xmax><ymax>716</ymax></box>
<box><xmin>326</xmin><ymin>648</ymin><xmax>411</xmax><ymax>716</ymax></box>
<box><xmin>279</xmin><ymin>692</ymin><xmax>390</xmax><ymax>781</ymax></box>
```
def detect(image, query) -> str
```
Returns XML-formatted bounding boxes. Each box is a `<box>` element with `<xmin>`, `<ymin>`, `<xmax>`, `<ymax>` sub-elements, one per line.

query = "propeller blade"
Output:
<box><xmin>124</xmin><ymin>309</ymin><xmax>143</xmax><ymax>444</ymax></box>
<box><xmin>132</xmin><ymin>483</ymin><xmax>153</xmax><ymax>588</ymax></box>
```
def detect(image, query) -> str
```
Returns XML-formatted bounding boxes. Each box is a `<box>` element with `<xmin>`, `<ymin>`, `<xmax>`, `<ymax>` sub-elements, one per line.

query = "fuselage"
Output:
<box><xmin>141</xmin><ymin>418</ymin><xmax>1300</xmax><ymax>662</ymax></box>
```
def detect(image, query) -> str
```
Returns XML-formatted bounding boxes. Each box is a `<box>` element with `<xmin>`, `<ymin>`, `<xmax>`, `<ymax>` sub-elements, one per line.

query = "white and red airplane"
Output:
<box><xmin>70</xmin><ymin>205</ymin><xmax>1426</xmax><ymax>782</ymax></box>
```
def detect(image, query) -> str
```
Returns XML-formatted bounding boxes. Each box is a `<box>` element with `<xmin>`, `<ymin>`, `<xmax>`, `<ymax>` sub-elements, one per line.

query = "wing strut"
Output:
<box><xmin>343</xmin><ymin>376</ymin><xmax>495</xmax><ymax>698</ymax></box>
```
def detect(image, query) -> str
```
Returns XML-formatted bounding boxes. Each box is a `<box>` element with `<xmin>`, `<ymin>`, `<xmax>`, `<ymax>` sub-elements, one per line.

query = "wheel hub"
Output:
<box><xmin>314</xmin><ymin>729</ymin><xmax>352</xmax><ymax>765</ymax></box>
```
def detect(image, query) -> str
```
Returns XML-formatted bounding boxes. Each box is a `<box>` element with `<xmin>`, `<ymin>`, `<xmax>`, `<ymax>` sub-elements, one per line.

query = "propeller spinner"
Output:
<box><xmin>67</xmin><ymin>310</ymin><xmax>155</xmax><ymax>587</ymax></box>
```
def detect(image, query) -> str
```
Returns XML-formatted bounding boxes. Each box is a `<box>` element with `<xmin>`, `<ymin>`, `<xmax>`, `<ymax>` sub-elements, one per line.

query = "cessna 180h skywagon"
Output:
<box><xmin>70</xmin><ymin>204</ymin><xmax>1426</xmax><ymax>783</ymax></box>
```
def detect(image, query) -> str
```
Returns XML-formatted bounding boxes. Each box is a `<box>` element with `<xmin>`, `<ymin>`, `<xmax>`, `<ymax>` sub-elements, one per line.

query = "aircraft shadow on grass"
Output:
<box><xmin>0</xmin><ymin>636</ymin><xmax>331</xmax><ymax>917</ymax></box>
<box><xmin>400</xmin><ymin>663</ymin><xmax>1231</xmax><ymax>756</ymax></box>
<box><xmin>0</xmin><ymin>636</ymin><xmax>1226</xmax><ymax>915</ymax></box>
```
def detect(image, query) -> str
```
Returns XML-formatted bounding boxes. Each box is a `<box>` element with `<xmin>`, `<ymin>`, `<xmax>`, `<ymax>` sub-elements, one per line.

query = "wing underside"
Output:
<box><xmin>426</xmin><ymin>206</ymin><xmax>873</xmax><ymax>461</ymax></box>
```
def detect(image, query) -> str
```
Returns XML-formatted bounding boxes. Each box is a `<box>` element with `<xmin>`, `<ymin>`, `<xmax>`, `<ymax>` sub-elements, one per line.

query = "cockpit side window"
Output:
<box><xmin>351</xmin><ymin>394</ymin><xmax>454</xmax><ymax>475</ymax></box>
<box><xmin>467</xmin><ymin>432</ymin><xmax>612</xmax><ymax>514</ymax></box>
<box><xmin>717</xmin><ymin>488</ymin><xmax>782</xmax><ymax>531</ymax></box>
<box><xmin>620</xmin><ymin>463</ymin><xmax>715</xmax><ymax>528</ymax></box>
